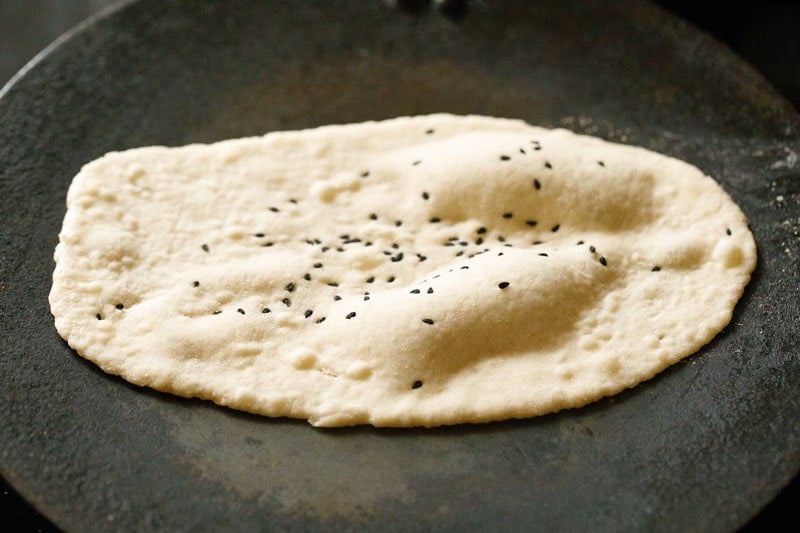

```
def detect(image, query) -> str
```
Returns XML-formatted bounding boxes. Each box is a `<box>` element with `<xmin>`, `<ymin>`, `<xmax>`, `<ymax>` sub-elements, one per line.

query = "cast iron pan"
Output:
<box><xmin>1</xmin><ymin>1</ymin><xmax>798</xmax><ymax>530</ymax></box>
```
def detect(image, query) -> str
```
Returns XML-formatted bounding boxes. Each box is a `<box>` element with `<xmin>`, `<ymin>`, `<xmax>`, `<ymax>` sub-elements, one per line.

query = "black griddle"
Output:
<box><xmin>1</xmin><ymin>1</ymin><xmax>798</xmax><ymax>530</ymax></box>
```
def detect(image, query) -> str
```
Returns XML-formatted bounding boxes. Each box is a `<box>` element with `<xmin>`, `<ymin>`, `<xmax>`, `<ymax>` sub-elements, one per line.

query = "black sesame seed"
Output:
<box><xmin>422</xmin><ymin>192</ymin><xmax>430</xmax><ymax>200</ymax></box>
<box><xmin>500</xmin><ymin>155</ymin><xmax>511</xmax><ymax>161</ymax></box>
<box><xmin>395</xmin><ymin>220</ymin><xmax>402</xmax><ymax>227</ymax></box>
<box><xmin>526</xmin><ymin>220</ymin><xmax>538</xmax><ymax>227</ymax></box>
<box><xmin>365</xmin><ymin>241</ymin><xmax>373</xmax><ymax>246</ymax></box>
<box><xmin>263</xmin><ymin>242</ymin><xmax>273</xmax><ymax>247</ymax></box>
<box><xmin>459</xmin><ymin>241</ymin><xmax>468</xmax><ymax>246</ymax></box>
<box><xmin>461</xmin><ymin>265</ymin><xmax>469</xmax><ymax>269</ymax></box>
<box><xmin>589</xmin><ymin>246</ymin><xmax>596</xmax><ymax>253</ymax></box>
<box><xmin>313</xmin><ymin>263</ymin><xmax>323</xmax><ymax>268</ymax></box>
<box><xmin>412</xmin><ymin>380</ymin><xmax>423</xmax><ymax>389</ymax></box>
<box><xmin>577</xmin><ymin>240</ymin><xmax>584</xmax><ymax>245</ymax></box>
<box><xmin>201</xmin><ymin>244</ymin><xmax>209</xmax><ymax>252</ymax></box>
<box><xmin>726</xmin><ymin>228</ymin><xmax>732</xmax><ymax>236</ymax></box>
<box><xmin>96</xmin><ymin>313</ymin><xmax>103</xmax><ymax>320</ymax></box>
<box><xmin>519</xmin><ymin>148</ymin><xmax>526</xmax><ymax>154</ymax></box>
<box><xmin>344</xmin><ymin>238</ymin><xmax>361</xmax><ymax>244</ymax></box>
<box><xmin>539</xmin><ymin>253</ymin><xmax>548</xmax><ymax>257</ymax></box>
<box><xmin>410</xmin><ymin>289</ymin><xmax>421</xmax><ymax>294</ymax></box>
<box><xmin>498</xmin><ymin>236</ymin><xmax>506</xmax><ymax>242</ymax></box>
<box><xmin>533</xmin><ymin>179</ymin><xmax>541</xmax><ymax>190</ymax></box>
<box><xmin>599</xmin><ymin>256</ymin><xmax>608</xmax><ymax>266</ymax></box>
<box><xmin>316</xmin><ymin>317</ymin><xmax>326</xmax><ymax>323</ymax></box>
<box><xmin>504</xmin><ymin>243</ymin><xmax>513</xmax><ymax>247</ymax></box>
<box><xmin>383</xmin><ymin>250</ymin><xmax>392</xmax><ymax>256</ymax></box>
<box><xmin>321</xmin><ymin>246</ymin><xmax>329</xmax><ymax>252</ymax></box>
<box><xmin>425</xmin><ymin>128</ymin><xmax>434</xmax><ymax>134</ymax></box>
<box><xmin>333</xmin><ymin>295</ymin><xmax>342</xmax><ymax>301</ymax></box>
<box><xmin>363</xmin><ymin>295</ymin><xmax>370</xmax><ymax>301</ymax></box>
<box><xmin>303</xmin><ymin>273</ymin><xmax>312</xmax><ymax>281</ymax></box>
<box><xmin>289</xmin><ymin>198</ymin><xmax>298</xmax><ymax>204</ymax></box>
<box><xmin>367</xmin><ymin>276</ymin><xmax>375</xmax><ymax>283</ymax></box>
<box><xmin>417</xmin><ymin>254</ymin><xmax>427</xmax><ymax>262</ymax></box>
<box><xmin>346</xmin><ymin>312</ymin><xmax>356</xmax><ymax>319</ymax></box>
<box><xmin>304</xmin><ymin>309</ymin><xmax>313</xmax><ymax>318</ymax></box>
<box><xmin>391</xmin><ymin>253</ymin><xmax>404</xmax><ymax>262</ymax></box>
<box><xmin>238</xmin><ymin>308</ymin><xmax>245</xmax><ymax>315</ymax></box>
<box><xmin>533</xmin><ymin>240</ymin><xmax>543</xmax><ymax>245</ymax></box>
<box><xmin>369</xmin><ymin>213</ymin><xmax>378</xmax><ymax>220</ymax></box>
<box><xmin>262</xmin><ymin>307</ymin><xmax>271</xmax><ymax>313</ymax></box>
<box><xmin>498</xmin><ymin>252</ymin><xmax>504</xmax><ymax>256</ymax></box>
<box><xmin>327</xmin><ymin>282</ymin><xmax>339</xmax><ymax>287</ymax></box>
<box><xmin>391</xmin><ymin>243</ymin><xmax>400</xmax><ymax>249</ymax></box>
<box><xmin>427</xmin><ymin>287</ymin><xmax>434</xmax><ymax>294</ymax></box>
<box><xmin>387</xmin><ymin>276</ymin><xmax>396</xmax><ymax>282</ymax></box>
<box><xmin>476</xmin><ymin>237</ymin><xmax>484</xmax><ymax>245</ymax></box>
<box><xmin>286</xmin><ymin>282</ymin><xmax>295</xmax><ymax>292</ymax></box>
<box><xmin>477</xmin><ymin>226</ymin><xmax>487</xmax><ymax>234</ymax></box>
<box><xmin>422</xmin><ymin>318</ymin><xmax>434</xmax><ymax>325</ymax></box>
<box><xmin>361</xmin><ymin>170</ymin><xmax>370</xmax><ymax>178</ymax></box>
<box><xmin>193</xmin><ymin>281</ymin><xmax>200</xmax><ymax>287</ymax></box>
<box><xmin>269</xmin><ymin>207</ymin><xmax>279</xmax><ymax>212</ymax></box>
<box><xmin>213</xmin><ymin>310</ymin><xmax>222</xmax><ymax>315</ymax></box>
<box><xmin>336</xmin><ymin>247</ymin><xmax>345</xmax><ymax>252</ymax></box>
<box><xmin>314</xmin><ymin>239</ymin><xmax>321</xmax><ymax>244</ymax></box>
<box><xmin>282</xmin><ymin>298</ymin><xmax>291</xmax><ymax>307</ymax></box>
<box><xmin>412</xmin><ymin>160</ymin><xmax>421</xmax><ymax>166</ymax></box>
<box><xmin>498</xmin><ymin>281</ymin><xmax>510</xmax><ymax>289</ymax></box>
<box><xmin>455</xmin><ymin>250</ymin><xmax>464</xmax><ymax>256</ymax></box>
<box><xmin>652</xmin><ymin>266</ymin><xmax>662</xmax><ymax>272</ymax></box>
<box><xmin>544</xmin><ymin>161</ymin><xmax>552</xmax><ymax>169</ymax></box>
<box><xmin>551</xmin><ymin>224</ymin><xmax>560</xmax><ymax>232</ymax></box>
<box><xmin>255</xmin><ymin>233</ymin><xmax>265</xmax><ymax>238</ymax></box>
<box><xmin>598</xmin><ymin>161</ymin><xmax>605</xmax><ymax>167</ymax></box>
<box><xmin>430</xmin><ymin>217</ymin><xmax>441</xmax><ymax>223</ymax></box>
<box><xmin>502</xmin><ymin>212</ymin><xmax>513</xmax><ymax>219</ymax></box>
<box><xmin>115</xmin><ymin>303</ymin><xmax>124</xmax><ymax>310</ymax></box>
<box><xmin>340</xmin><ymin>234</ymin><xmax>350</xmax><ymax>240</ymax></box>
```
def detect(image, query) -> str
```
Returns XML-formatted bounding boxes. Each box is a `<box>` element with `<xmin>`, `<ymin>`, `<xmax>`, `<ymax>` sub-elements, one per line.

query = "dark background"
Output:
<box><xmin>0</xmin><ymin>1</ymin><xmax>797</xmax><ymax>531</ymax></box>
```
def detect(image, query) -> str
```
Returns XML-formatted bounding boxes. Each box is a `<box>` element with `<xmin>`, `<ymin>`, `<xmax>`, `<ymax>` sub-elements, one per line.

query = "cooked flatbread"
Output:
<box><xmin>49</xmin><ymin>114</ymin><xmax>756</xmax><ymax>427</ymax></box>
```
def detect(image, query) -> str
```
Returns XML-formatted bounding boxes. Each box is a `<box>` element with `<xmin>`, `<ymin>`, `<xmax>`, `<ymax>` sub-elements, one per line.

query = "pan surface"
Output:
<box><xmin>0</xmin><ymin>1</ymin><xmax>798</xmax><ymax>530</ymax></box>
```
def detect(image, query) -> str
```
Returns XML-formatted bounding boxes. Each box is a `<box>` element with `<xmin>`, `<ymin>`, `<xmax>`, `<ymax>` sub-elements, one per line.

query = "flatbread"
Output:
<box><xmin>49</xmin><ymin>114</ymin><xmax>757</xmax><ymax>427</ymax></box>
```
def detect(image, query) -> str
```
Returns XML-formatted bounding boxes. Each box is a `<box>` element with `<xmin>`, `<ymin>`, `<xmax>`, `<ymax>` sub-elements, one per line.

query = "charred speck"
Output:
<box><xmin>344</xmin><ymin>238</ymin><xmax>361</xmax><ymax>244</ymax></box>
<box><xmin>237</xmin><ymin>308</ymin><xmax>245</xmax><ymax>315</ymax></box>
<box><xmin>461</xmin><ymin>266</ymin><xmax>469</xmax><ymax>270</ymax></box>
<box><xmin>383</xmin><ymin>250</ymin><xmax>393</xmax><ymax>256</ymax></box>
<box><xmin>201</xmin><ymin>244</ymin><xmax>209</xmax><ymax>252</ymax></box>
<box><xmin>346</xmin><ymin>312</ymin><xmax>356</xmax><ymax>319</ymax></box>
<box><xmin>599</xmin><ymin>256</ymin><xmax>608</xmax><ymax>266</ymax></box>
<box><xmin>289</xmin><ymin>198</ymin><xmax>298</xmax><ymax>204</ymax></box>
<box><xmin>336</xmin><ymin>247</ymin><xmax>345</xmax><ymax>252</ymax></box>
<box><xmin>498</xmin><ymin>252</ymin><xmax>504</xmax><ymax>256</ymax></box>
<box><xmin>321</xmin><ymin>246</ymin><xmax>329</xmax><ymax>252</ymax></box>
<box><xmin>455</xmin><ymin>250</ymin><xmax>464</xmax><ymax>256</ymax></box>
<box><xmin>363</xmin><ymin>295</ymin><xmax>370</xmax><ymax>301</ymax></box>
<box><xmin>533</xmin><ymin>240</ymin><xmax>543</xmax><ymax>245</ymax></box>
<box><xmin>412</xmin><ymin>380</ymin><xmax>423</xmax><ymax>389</ymax></box>
<box><xmin>304</xmin><ymin>309</ymin><xmax>313</xmax><ymax>318</ymax></box>
<box><xmin>498</xmin><ymin>236</ymin><xmax>506</xmax><ymax>242</ymax></box>
<box><xmin>391</xmin><ymin>243</ymin><xmax>400</xmax><ymax>249</ymax></box>
<box><xmin>498</xmin><ymin>281</ymin><xmax>510</xmax><ymax>289</ymax></box>
<box><xmin>422</xmin><ymin>318</ymin><xmax>434</xmax><ymax>325</ymax></box>
<box><xmin>519</xmin><ymin>148</ymin><xmax>526</xmax><ymax>154</ymax></box>
<box><xmin>417</xmin><ymin>254</ymin><xmax>427</xmax><ymax>262</ymax></box>
<box><xmin>282</xmin><ymin>298</ymin><xmax>291</xmax><ymax>307</ymax></box>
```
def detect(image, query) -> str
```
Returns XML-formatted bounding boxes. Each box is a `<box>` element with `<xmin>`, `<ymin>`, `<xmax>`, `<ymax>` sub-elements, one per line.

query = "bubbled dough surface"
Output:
<box><xmin>49</xmin><ymin>114</ymin><xmax>757</xmax><ymax>427</ymax></box>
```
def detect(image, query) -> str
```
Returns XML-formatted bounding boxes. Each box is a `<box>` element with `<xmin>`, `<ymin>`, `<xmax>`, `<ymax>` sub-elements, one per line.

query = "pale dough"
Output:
<box><xmin>49</xmin><ymin>114</ymin><xmax>757</xmax><ymax>427</ymax></box>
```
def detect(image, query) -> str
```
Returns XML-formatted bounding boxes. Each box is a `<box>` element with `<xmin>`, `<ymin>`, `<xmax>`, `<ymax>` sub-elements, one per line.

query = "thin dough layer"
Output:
<box><xmin>49</xmin><ymin>114</ymin><xmax>757</xmax><ymax>427</ymax></box>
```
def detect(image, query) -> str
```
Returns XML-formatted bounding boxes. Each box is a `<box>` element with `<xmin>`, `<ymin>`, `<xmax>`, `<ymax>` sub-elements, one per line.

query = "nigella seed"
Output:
<box><xmin>533</xmin><ymin>179</ymin><xmax>541</xmax><ymax>190</ymax></box>
<box><xmin>369</xmin><ymin>213</ymin><xmax>378</xmax><ymax>220</ymax></box>
<box><xmin>477</xmin><ymin>226</ymin><xmax>487</xmax><ymax>234</ymax></box>
<box><xmin>412</xmin><ymin>380</ymin><xmax>423</xmax><ymax>389</ymax></box>
<box><xmin>96</xmin><ymin>313</ymin><xmax>103</xmax><ymax>320</ymax></box>
<box><xmin>652</xmin><ymin>266</ymin><xmax>662</xmax><ymax>272</ymax></box>
<box><xmin>201</xmin><ymin>244</ymin><xmax>209</xmax><ymax>252</ymax></box>
<box><xmin>599</xmin><ymin>256</ymin><xmax>608</xmax><ymax>266</ymax></box>
<box><xmin>476</xmin><ymin>237</ymin><xmax>484</xmax><ymax>245</ymax></box>
<box><xmin>286</xmin><ymin>282</ymin><xmax>295</xmax><ymax>292</ymax></box>
<box><xmin>395</xmin><ymin>220</ymin><xmax>402</xmax><ymax>227</ymax></box>
<box><xmin>422</xmin><ymin>192</ymin><xmax>430</xmax><ymax>200</ymax></box>
<box><xmin>304</xmin><ymin>310</ymin><xmax>313</xmax><ymax>318</ymax></box>
<box><xmin>430</xmin><ymin>217</ymin><xmax>441</xmax><ymax>223</ymax></box>
<box><xmin>238</xmin><ymin>308</ymin><xmax>245</xmax><ymax>315</ymax></box>
<box><xmin>360</xmin><ymin>170</ymin><xmax>370</xmax><ymax>178</ymax></box>
<box><xmin>346</xmin><ymin>312</ymin><xmax>356</xmax><ymax>319</ymax></box>
<box><xmin>363</xmin><ymin>295</ymin><xmax>370</xmax><ymax>301</ymax></box>
<box><xmin>391</xmin><ymin>253</ymin><xmax>404</xmax><ymax>262</ymax></box>
<box><xmin>544</xmin><ymin>161</ymin><xmax>552</xmax><ymax>169</ymax></box>
<box><xmin>263</xmin><ymin>242</ymin><xmax>273</xmax><ymax>247</ymax></box>
<box><xmin>410</xmin><ymin>289</ymin><xmax>421</xmax><ymax>294</ymax></box>
<box><xmin>455</xmin><ymin>250</ymin><xmax>464</xmax><ymax>256</ymax></box>
<box><xmin>422</xmin><ymin>318</ymin><xmax>434</xmax><ymax>325</ymax></box>
<box><xmin>282</xmin><ymin>298</ymin><xmax>291</xmax><ymax>307</ymax></box>
<box><xmin>502</xmin><ymin>212</ymin><xmax>513</xmax><ymax>219</ymax></box>
<box><xmin>316</xmin><ymin>317</ymin><xmax>326</xmax><ymax>323</ymax></box>
<box><xmin>726</xmin><ymin>228</ymin><xmax>732</xmax><ymax>236</ymax></box>
<box><xmin>498</xmin><ymin>281</ymin><xmax>510</xmax><ymax>289</ymax></box>
<box><xmin>313</xmin><ymin>263</ymin><xmax>323</xmax><ymax>268</ymax></box>
<box><xmin>269</xmin><ymin>207</ymin><xmax>279</xmax><ymax>212</ymax></box>
<box><xmin>262</xmin><ymin>307</ymin><xmax>271</xmax><ymax>314</ymax></box>
<box><xmin>427</xmin><ymin>287</ymin><xmax>434</xmax><ymax>294</ymax></box>
<box><xmin>391</xmin><ymin>243</ymin><xmax>400</xmax><ymax>249</ymax></box>
<box><xmin>551</xmin><ymin>224</ymin><xmax>560</xmax><ymax>232</ymax></box>
<box><xmin>366</xmin><ymin>276</ymin><xmax>375</xmax><ymax>283</ymax></box>
<box><xmin>589</xmin><ymin>246</ymin><xmax>596</xmax><ymax>253</ymax></box>
<box><xmin>500</xmin><ymin>155</ymin><xmax>511</xmax><ymax>161</ymax></box>
<box><xmin>193</xmin><ymin>281</ymin><xmax>200</xmax><ymax>287</ymax></box>
<box><xmin>417</xmin><ymin>254</ymin><xmax>427</xmax><ymax>262</ymax></box>
<box><xmin>115</xmin><ymin>303</ymin><xmax>124</xmax><ymax>310</ymax></box>
<box><xmin>526</xmin><ymin>220</ymin><xmax>538</xmax><ymax>227</ymax></box>
<box><xmin>333</xmin><ymin>295</ymin><xmax>342</xmax><ymax>301</ymax></box>
<box><xmin>303</xmin><ymin>273</ymin><xmax>311</xmax><ymax>281</ymax></box>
